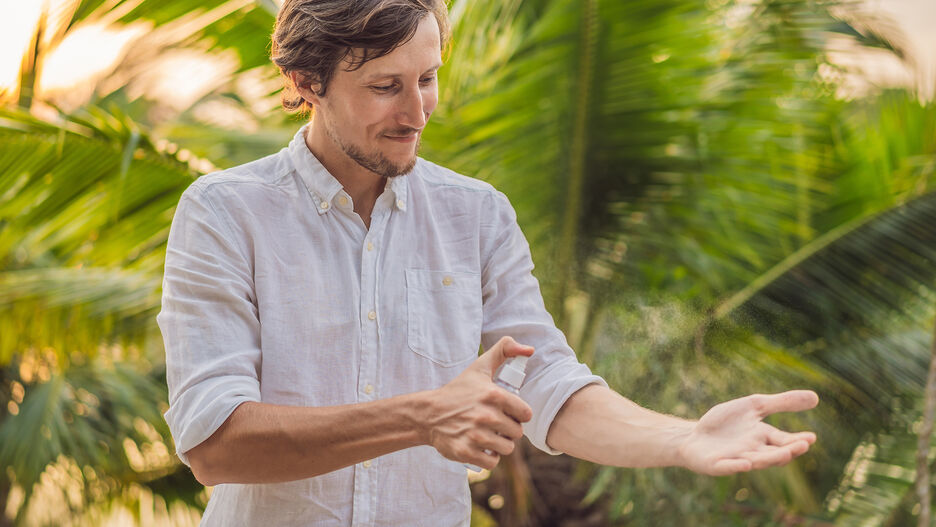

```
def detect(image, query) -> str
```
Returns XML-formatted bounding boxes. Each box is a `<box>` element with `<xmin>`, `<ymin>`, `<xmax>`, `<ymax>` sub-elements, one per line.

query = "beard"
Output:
<box><xmin>326</xmin><ymin>124</ymin><xmax>419</xmax><ymax>179</ymax></box>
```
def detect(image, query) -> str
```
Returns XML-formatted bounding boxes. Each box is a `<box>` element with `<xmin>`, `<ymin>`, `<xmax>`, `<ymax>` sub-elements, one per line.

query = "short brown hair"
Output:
<box><xmin>271</xmin><ymin>0</ymin><xmax>451</xmax><ymax>115</ymax></box>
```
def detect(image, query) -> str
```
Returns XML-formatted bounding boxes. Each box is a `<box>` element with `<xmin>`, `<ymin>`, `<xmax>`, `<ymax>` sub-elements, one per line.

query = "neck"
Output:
<box><xmin>304</xmin><ymin>121</ymin><xmax>386</xmax><ymax>227</ymax></box>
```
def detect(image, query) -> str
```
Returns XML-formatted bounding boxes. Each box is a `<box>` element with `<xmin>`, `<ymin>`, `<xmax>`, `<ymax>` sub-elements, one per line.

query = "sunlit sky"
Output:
<box><xmin>0</xmin><ymin>0</ymin><xmax>242</xmax><ymax>109</ymax></box>
<box><xmin>0</xmin><ymin>0</ymin><xmax>933</xmax><ymax>107</ymax></box>
<box><xmin>839</xmin><ymin>0</ymin><xmax>936</xmax><ymax>100</ymax></box>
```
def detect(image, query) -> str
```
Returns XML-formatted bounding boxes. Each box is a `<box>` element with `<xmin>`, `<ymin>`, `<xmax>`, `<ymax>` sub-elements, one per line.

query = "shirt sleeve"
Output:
<box><xmin>157</xmin><ymin>182</ymin><xmax>262</xmax><ymax>466</ymax></box>
<box><xmin>479</xmin><ymin>191</ymin><xmax>608</xmax><ymax>455</ymax></box>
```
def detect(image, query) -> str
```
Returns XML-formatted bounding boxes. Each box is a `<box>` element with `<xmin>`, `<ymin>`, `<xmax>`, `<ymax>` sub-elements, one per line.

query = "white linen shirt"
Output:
<box><xmin>157</xmin><ymin>125</ymin><xmax>606</xmax><ymax>526</ymax></box>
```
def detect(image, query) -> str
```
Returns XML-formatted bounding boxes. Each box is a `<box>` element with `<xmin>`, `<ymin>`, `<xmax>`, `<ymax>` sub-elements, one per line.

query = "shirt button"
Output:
<box><xmin>396</xmin><ymin>199</ymin><xmax>404</xmax><ymax>209</ymax></box>
<box><xmin>364</xmin><ymin>384</ymin><xmax>374</xmax><ymax>394</ymax></box>
<box><xmin>362</xmin><ymin>460</ymin><xmax>372</xmax><ymax>468</ymax></box>
<box><xmin>320</xmin><ymin>201</ymin><xmax>329</xmax><ymax>210</ymax></box>
<box><xmin>442</xmin><ymin>276</ymin><xmax>453</xmax><ymax>286</ymax></box>
<box><xmin>338</xmin><ymin>196</ymin><xmax>349</xmax><ymax>207</ymax></box>
<box><xmin>366</xmin><ymin>241</ymin><xmax>374</xmax><ymax>252</ymax></box>
<box><xmin>367</xmin><ymin>310</ymin><xmax>376</xmax><ymax>320</ymax></box>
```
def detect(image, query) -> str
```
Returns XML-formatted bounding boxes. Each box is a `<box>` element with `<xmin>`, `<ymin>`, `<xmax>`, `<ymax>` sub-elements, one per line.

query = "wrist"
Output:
<box><xmin>404</xmin><ymin>390</ymin><xmax>437</xmax><ymax>446</ymax></box>
<box><xmin>669</xmin><ymin>420</ymin><xmax>697</xmax><ymax>469</ymax></box>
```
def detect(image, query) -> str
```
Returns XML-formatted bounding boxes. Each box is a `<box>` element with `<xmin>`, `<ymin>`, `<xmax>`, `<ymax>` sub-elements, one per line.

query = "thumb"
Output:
<box><xmin>473</xmin><ymin>336</ymin><xmax>534</xmax><ymax>378</ymax></box>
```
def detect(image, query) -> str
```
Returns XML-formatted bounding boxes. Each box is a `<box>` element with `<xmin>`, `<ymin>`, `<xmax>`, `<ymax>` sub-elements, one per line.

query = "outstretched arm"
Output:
<box><xmin>545</xmin><ymin>385</ymin><xmax>818</xmax><ymax>475</ymax></box>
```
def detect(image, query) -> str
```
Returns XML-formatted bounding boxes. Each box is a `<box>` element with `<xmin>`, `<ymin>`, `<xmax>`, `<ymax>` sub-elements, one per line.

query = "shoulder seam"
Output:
<box><xmin>193</xmin><ymin>156</ymin><xmax>295</xmax><ymax>193</ymax></box>
<box><xmin>188</xmin><ymin>184</ymin><xmax>254</xmax><ymax>266</ymax></box>
<box><xmin>415</xmin><ymin>161</ymin><xmax>495</xmax><ymax>194</ymax></box>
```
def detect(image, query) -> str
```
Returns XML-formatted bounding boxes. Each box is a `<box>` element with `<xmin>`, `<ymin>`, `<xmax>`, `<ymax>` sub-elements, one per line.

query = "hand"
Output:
<box><xmin>676</xmin><ymin>390</ymin><xmax>819</xmax><ymax>476</ymax></box>
<box><xmin>424</xmin><ymin>336</ymin><xmax>534</xmax><ymax>470</ymax></box>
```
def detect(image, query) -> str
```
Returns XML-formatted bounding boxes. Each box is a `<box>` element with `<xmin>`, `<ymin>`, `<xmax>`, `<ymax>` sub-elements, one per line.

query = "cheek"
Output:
<box><xmin>423</xmin><ymin>89</ymin><xmax>439</xmax><ymax>116</ymax></box>
<box><xmin>341</xmin><ymin>99</ymin><xmax>391</xmax><ymax>134</ymax></box>
<box><xmin>360</xmin><ymin>98</ymin><xmax>392</xmax><ymax>117</ymax></box>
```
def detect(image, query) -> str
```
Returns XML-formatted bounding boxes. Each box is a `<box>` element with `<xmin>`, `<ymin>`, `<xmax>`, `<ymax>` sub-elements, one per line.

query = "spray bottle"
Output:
<box><xmin>465</xmin><ymin>355</ymin><xmax>530</xmax><ymax>472</ymax></box>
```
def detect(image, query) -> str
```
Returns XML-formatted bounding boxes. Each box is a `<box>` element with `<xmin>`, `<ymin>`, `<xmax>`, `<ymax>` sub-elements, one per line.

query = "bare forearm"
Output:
<box><xmin>188</xmin><ymin>393</ymin><xmax>430</xmax><ymax>485</ymax></box>
<box><xmin>546</xmin><ymin>384</ymin><xmax>695</xmax><ymax>468</ymax></box>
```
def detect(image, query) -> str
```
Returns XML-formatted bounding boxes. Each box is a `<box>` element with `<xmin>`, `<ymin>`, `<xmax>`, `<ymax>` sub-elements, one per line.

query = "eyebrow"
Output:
<box><xmin>362</xmin><ymin>63</ymin><xmax>443</xmax><ymax>83</ymax></box>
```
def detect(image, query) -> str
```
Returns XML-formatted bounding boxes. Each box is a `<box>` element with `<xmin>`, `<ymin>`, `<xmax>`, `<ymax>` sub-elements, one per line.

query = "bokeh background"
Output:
<box><xmin>1</xmin><ymin>0</ymin><xmax>935</xmax><ymax>525</ymax></box>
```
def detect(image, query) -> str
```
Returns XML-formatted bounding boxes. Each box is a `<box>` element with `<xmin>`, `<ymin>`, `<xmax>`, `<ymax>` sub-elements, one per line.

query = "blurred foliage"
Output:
<box><xmin>1</xmin><ymin>1</ymin><xmax>283</xmax><ymax>521</ymax></box>
<box><xmin>2</xmin><ymin>0</ymin><xmax>936</xmax><ymax>525</ymax></box>
<box><xmin>0</xmin><ymin>104</ymin><xmax>199</xmax><ymax>523</ymax></box>
<box><xmin>425</xmin><ymin>0</ymin><xmax>936</xmax><ymax>525</ymax></box>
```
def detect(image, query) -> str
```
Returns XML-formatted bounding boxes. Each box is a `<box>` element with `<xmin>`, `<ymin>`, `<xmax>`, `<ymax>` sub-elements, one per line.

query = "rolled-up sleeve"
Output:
<box><xmin>157</xmin><ymin>182</ymin><xmax>262</xmax><ymax>466</ymax></box>
<box><xmin>480</xmin><ymin>191</ymin><xmax>607</xmax><ymax>455</ymax></box>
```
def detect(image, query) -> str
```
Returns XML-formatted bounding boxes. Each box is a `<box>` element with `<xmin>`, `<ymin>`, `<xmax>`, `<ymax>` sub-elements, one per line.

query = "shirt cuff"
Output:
<box><xmin>164</xmin><ymin>377</ymin><xmax>260</xmax><ymax>466</ymax></box>
<box><xmin>520</xmin><ymin>359</ymin><xmax>608</xmax><ymax>455</ymax></box>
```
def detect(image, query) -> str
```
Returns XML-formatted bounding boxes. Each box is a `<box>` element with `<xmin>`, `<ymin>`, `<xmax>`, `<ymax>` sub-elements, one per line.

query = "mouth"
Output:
<box><xmin>383</xmin><ymin>130</ymin><xmax>420</xmax><ymax>143</ymax></box>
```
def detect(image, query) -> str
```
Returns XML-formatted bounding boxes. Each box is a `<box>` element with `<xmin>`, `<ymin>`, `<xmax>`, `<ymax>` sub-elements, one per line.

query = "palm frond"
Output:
<box><xmin>0</xmin><ymin>105</ymin><xmax>197</xmax><ymax>362</ymax></box>
<box><xmin>0</xmin><ymin>360</ymin><xmax>184</xmax><ymax>522</ymax></box>
<box><xmin>69</xmin><ymin>0</ymin><xmax>276</xmax><ymax>73</ymax></box>
<box><xmin>825</xmin><ymin>412</ymin><xmax>920</xmax><ymax>526</ymax></box>
<box><xmin>427</xmin><ymin>0</ymin><xmax>936</xmax><ymax>523</ymax></box>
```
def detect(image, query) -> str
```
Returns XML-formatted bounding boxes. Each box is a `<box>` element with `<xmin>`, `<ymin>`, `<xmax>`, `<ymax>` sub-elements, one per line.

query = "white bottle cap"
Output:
<box><xmin>497</xmin><ymin>355</ymin><xmax>529</xmax><ymax>390</ymax></box>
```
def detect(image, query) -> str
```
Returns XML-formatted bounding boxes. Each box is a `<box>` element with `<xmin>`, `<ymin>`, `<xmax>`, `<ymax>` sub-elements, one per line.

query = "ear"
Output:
<box><xmin>288</xmin><ymin>71</ymin><xmax>323</xmax><ymax>107</ymax></box>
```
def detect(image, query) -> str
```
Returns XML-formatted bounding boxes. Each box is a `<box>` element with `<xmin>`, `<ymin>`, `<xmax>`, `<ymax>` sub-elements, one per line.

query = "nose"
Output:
<box><xmin>398</xmin><ymin>84</ymin><xmax>428</xmax><ymax>130</ymax></box>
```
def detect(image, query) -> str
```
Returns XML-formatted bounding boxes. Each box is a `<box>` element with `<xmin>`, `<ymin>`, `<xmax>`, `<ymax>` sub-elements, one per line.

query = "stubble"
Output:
<box><xmin>326</xmin><ymin>124</ymin><xmax>419</xmax><ymax>179</ymax></box>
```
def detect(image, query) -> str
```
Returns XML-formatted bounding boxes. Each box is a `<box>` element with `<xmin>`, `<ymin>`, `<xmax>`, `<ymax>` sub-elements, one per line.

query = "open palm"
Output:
<box><xmin>678</xmin><ymin>390</ymin><xmax>819</xmax><ymax>476</ymax></box>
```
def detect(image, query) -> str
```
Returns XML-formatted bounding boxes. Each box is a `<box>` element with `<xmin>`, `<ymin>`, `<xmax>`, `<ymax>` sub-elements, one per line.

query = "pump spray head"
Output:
<box><xmin>495</xmin><ymin>355</ymin><xmax>529</xmax><ymax>391</ymax></box>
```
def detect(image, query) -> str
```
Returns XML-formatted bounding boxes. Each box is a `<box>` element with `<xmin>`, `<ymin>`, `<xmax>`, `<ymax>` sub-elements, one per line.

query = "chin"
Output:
<box><xmin>395</xmin><ymin>156</ymin><xmax>418</xmax><ymax>177</ymax></box>
<box><xmin>386</xmin><ymin>150</ymin><xmax>417</xmax><ymax>165</ymax></box>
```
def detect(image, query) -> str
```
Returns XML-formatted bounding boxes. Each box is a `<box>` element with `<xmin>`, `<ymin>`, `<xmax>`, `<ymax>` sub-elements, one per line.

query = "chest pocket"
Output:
<box><xmin>406</xmin><ymin>269</ymin><xmax>482</xmax><ymax>367</ymax></box>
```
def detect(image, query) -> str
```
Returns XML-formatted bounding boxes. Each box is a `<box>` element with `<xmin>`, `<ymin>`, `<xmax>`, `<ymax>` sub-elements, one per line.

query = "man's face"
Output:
<box><xmin>312</xmin><ymin>14</ymin><xmax>442</xmax><ymax>179</ymax></box>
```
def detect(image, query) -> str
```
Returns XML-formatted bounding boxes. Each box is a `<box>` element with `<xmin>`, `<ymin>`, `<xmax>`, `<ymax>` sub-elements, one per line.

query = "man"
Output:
<box><xmin>157</xmin><ymin>0</ymin><xmax>819</xmax><ymax>525</ymax></box>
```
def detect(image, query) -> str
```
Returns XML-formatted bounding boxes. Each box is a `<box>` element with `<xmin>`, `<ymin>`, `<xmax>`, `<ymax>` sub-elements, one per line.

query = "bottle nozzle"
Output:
<box><xmin>496</xmin><ymin>355</ymin><xmax>530</xmax><ymax>390</ymax></box>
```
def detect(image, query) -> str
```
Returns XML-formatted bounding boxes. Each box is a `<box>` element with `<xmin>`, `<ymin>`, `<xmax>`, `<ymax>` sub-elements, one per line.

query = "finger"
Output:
<box><xmin>787</xmin><ymin>439</ymin><xmax>811</xmax><ymax>458</ymax></box>
<box><xmin>750</xmin><ymin>390</ymin><xmax>819</xmax><ymax>418</ymax></box>
<box><xmin>488</xmin><ymin>413</ymin><xmax>524</xmax><ymax>441</ymax></box>
<box><xmin>499</xmin><ymin>392</ymin><xmax>534</xmax><ymax>424</ymax></box>
<box><xmin>475</xmin><ymin>432</ymin><xmax>516</xmax><ymax>457</ymax></box>
<box><xmin>767</xmin><ymin>428</ymin><xmax>817</xmax><ymax>447</ymax></box>
<box><xmin>473</xmin><ymin>336</ymin><xmax>534</xmax><ymax>378</ymax></box>
<box><xmin>757</xmin><ymin>438</ymin><xmax>811</xmax><ymax>457</ymax></box>
<box><xmin>743</xmin><ymin>447</ymin><xmax>790</xmax><ymax>470</ymax></box>
<box><xmin>711</xmin><ymin>458</ymin><xmax>752</xmax><ymax>476</ymax></box>
<box><xmin>463</xmin><ymin>446</ymin><xmax>500</xmax><ymax>471</ymax></box>
<box><xmin>743</xmin><ymin>442</ymin><xmax>809</xmax><ymax>469</ymax></box>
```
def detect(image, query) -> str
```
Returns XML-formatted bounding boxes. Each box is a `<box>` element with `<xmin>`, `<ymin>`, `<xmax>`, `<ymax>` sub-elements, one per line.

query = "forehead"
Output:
<box><xmin>343</xmin><ymin>14</ymin><xmax>442</xmax><ymax>79</ymax></box>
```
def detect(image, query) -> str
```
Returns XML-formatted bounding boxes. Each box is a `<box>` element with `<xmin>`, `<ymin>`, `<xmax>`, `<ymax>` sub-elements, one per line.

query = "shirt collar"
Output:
<box><xmin>288</xmin><ymin>124</ymin><xmax>409</xmax><ymax>215</ymax></box>
<box><xmin>386</xmin><ymin>170</ymin><xmax>408</xmax><ymax>212</ymax></box>
<box><xmin>288</xmin><ymin>125</ymin><xmax>344</xmax><ymax>215</ymax></box>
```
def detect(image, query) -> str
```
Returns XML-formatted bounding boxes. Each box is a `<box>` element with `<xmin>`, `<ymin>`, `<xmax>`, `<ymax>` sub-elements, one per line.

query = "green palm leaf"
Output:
<box><xmin>67</xmin><ymin>0</ymin><xmax>276</xmax><ymax>72</ymax></box>
<box><xmin>429</xmin><ymin>0</ymin><xmax>932</xmax><ymax>524</ymax></box>
<box><xmin>0</xmin><ymin>361</ymin><xmax>199</xmax><ymax>523</ymax></box>
<box><xmin>0</xmin><ymin>104</ymin><xmax>200</xmax><ymax>521</ymax></box>
<box><xmin>0</xmin><ymin>105</ymin><xmax>196</xmax><ymax>361</ymax></box>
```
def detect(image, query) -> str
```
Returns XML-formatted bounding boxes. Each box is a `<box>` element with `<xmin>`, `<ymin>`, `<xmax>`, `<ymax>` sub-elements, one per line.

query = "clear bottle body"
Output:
<box><xmin>464</xmin><ymin>366</ymin><xmax>525</xmax><ymax>472</ymax></box>
<box><xmin>494</xmin><ymin>379</ymin><xmax>520</xmax><ymax>395</ymax></box>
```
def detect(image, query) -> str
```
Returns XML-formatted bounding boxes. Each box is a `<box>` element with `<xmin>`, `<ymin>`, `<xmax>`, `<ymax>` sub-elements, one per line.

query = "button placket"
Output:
<box><xmin>352</xmin><ymin>207</ymin><xmax>389</xmax><ymax>527</ymax></box>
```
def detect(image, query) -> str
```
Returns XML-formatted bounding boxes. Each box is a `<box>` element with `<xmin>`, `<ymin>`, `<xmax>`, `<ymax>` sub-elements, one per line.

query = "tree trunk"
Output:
<box><xmin>915</xmin><ymin>315</ymin><xmax>936</xmax><ymax>527</ymax></box>
<box><xmin>0</xmin><ymin>481</ymin><xmax>12</xmax><ymax>527</ymax></box>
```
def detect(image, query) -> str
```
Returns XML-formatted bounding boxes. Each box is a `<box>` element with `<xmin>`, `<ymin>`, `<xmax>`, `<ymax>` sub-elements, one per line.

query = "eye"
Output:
<box><xmin>419</xmin><ymin>76</ymin><xmax>436</xmax><ymax>85</ymax></box>
<box><xmin>370</xmin><ymin>84</ymin><xmax>395</xmax><ymax>93</ymax></box>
